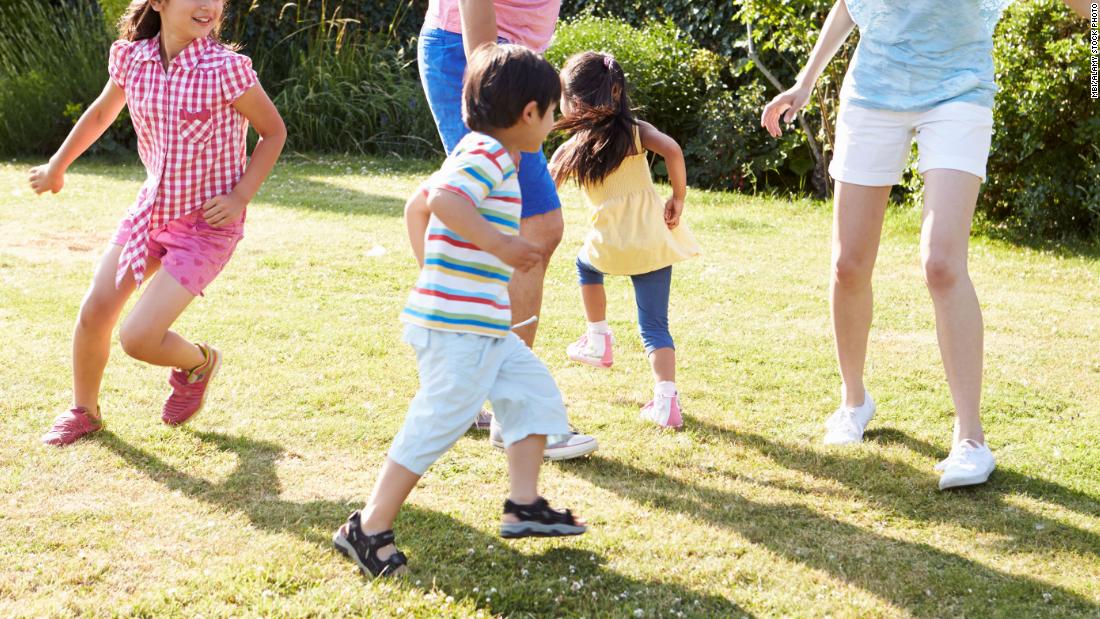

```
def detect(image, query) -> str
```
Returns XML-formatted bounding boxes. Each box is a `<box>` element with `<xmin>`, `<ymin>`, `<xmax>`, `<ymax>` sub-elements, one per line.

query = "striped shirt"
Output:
<box><xmin>401</xmin><ymin>133</ymin><xmax>520</xmax><ymax>337</ymax></box>
<box><xmin>107</xmin><ymin>35</ymin><xmax>258</xmax><ymax>288</ymax></box>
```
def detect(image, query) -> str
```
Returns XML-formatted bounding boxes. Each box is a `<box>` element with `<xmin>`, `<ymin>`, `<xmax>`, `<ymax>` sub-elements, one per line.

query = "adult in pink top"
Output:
<box><xmin>424</xmin><ymin>0</ymin><xmax>560</xmax><ymax>52</ymax></box>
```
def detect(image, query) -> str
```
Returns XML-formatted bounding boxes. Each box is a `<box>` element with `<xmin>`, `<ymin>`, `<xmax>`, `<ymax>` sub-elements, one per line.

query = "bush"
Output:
<box><xmin>0</xmin><ymin>0</ymin><xmax>134</xmax><ymax>157</ymax></box>
<box><xmin>684</xmin><ymin>82</ymin><xmax>806</xmax><ymax>192</ymax></box>
<box><xmin>222</xmin><ymin>0</ymin><xmax>428</xmax><ymax>83</ymax></box>
<box><xmin>546</xmin><ymin>16</ymin><xmax>721</xmax><ymax>153</ymax></box>
<box><xmin>984</xmin><ymin>0</ymin><xmax>1100</xmax><ymax>239</ymax></box>
<box><xmin>272</xmin><ymin>38</ymin><xmax>438</xmax><ymax>156</ymax></box>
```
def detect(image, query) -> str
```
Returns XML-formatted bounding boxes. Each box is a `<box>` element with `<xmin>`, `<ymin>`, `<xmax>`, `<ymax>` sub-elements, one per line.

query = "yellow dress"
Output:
<box><xmin>577</xmin><ymin>128</ymin><xmax>701</xmax><ymax>276</ymax></box>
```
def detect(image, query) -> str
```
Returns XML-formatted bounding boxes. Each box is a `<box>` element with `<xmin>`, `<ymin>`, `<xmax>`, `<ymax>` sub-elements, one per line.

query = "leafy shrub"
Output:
<box><xmin>272</xmin><ymin>38</ymin><xmax>438</xmax><ymax>156</ymax></box>
<box><xmin>984</xmin><ymin>0</ymin><xmax>1100</xmax><ymax>239</ymax></box>
<box><xmin>0</xmin><ymin>0</ymin><xmax>134</xmax><ymax>156</ymax></box>
<box><xmin>684</xmin><ymin>82</ymin><xmax>806</xmax><ymax>191</ymax></box>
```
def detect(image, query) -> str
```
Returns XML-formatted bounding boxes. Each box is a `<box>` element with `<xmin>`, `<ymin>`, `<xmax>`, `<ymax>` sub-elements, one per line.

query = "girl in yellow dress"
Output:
<box><xmin>551</xmin><ymin>51</ymin><xmax>700</xmax><ymax>430</ymax></box>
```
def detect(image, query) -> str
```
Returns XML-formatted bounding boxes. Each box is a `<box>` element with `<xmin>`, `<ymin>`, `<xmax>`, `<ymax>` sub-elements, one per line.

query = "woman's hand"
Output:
<box><xmin>28</xmin><ymin>162</ymin><xmax>65</xmax><ymax>195</ymax></box>
<box><xmin>761</xmin><ymin>84</ymin><xmax>813</xmax><ymax>138</ymax></box>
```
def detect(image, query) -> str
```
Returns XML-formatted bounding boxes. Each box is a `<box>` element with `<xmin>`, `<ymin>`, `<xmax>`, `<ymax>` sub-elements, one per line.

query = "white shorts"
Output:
<box><xmin>388</xmin><ymin>324</ymin><xmax>571</xmax><ymax>475</ymax></box>
<box><xmin>828</xmin><ymin>100</ymin><xmax>994</xmax><ymax>186</ymax></box>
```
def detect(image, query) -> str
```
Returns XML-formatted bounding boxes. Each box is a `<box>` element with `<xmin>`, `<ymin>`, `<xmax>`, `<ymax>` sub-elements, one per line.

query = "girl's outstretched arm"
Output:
<box><xmin>28</xmin><ymin>80</ymin><xmax>126</xmax><ymax>195</ymax></box>
<box><xmin>760</xmin><ymin>0</ymin><xmax>855</xmax><ymax>138</ymax></box>
<box><xmin>458</xmin><ymin>0</ymin><xmax>498</xmax><ymax>60</ymax></box>
<box><xmin>202</xmin><ymin>84</ymin><xmax>286</xmax><ymax>228</ymax></box>
<box><xmin>405</xmin><ymin>189</ymin><xmax>430</xmax><ymax>267</ymax></box>
<box><xmin>638</xmin><ymin>120</ymin><xmax>687</xmax><ymax>229</ymax></box>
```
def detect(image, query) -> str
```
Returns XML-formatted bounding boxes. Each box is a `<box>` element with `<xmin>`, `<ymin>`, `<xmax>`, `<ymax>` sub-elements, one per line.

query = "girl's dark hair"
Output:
<box><xmin>117</xmin><ymin>0</ymin><xmax>234</xmax><ymax>46</ymax></box>
<box><xmin>552</xmin><ymin>51</ymin><xmax>638</xmax><ymax>188</ymax></box>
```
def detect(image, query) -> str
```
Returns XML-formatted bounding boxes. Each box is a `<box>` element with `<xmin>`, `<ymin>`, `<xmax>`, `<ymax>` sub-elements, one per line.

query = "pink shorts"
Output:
<box><xmin>111</xmin><ymin>209</ymin><xmax>244</xmax><ymax>296</ymax></box>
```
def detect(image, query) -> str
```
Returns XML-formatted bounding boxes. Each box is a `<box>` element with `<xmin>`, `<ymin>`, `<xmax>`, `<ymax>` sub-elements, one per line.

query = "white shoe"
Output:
<box><xmin>936</xmin><ymin>439</ymin><xmax>995</xmax><ymax>490</ymax></box>
<box><xmin>489</xmin><ymin>419</ymin><xmax>599</xmax><ymax>461</ymax></box>
<box><xmin>823</xmin><ymin>389</ymin><xmax>875</xmax><ymax>445</ymax></box>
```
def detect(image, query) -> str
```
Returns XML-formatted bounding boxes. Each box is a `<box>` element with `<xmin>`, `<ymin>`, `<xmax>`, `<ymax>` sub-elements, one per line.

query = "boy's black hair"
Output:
<box><xmin>462</xmin><ymin>44</ymin><xmax>561</xmax><ymax>132</ymax></box>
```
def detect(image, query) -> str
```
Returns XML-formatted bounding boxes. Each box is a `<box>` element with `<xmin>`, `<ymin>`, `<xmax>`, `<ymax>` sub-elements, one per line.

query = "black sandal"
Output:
<box><xmin>500</xmin><ymin>497</ymin><xmax>587</xmax><ymax>538</ymax></box>
<box><xmin>332</xmin><ymin>510</ymin><xmax>408</xmax><ymax>577</ymax></box>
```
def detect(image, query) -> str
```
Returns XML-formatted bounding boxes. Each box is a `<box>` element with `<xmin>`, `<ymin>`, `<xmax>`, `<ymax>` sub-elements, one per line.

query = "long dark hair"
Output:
<box><xmin>552</xmin><ymin>51</ymin><xmax>638</xmax><ymax>188</ymax></box>
<box><xmin>117</xmin><ymin>0</ymin><xmax>233</xmax><ymax>45</ymax></box>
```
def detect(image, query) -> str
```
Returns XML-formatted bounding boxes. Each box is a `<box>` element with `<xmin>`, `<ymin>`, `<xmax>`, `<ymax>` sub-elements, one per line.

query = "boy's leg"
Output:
<box><xmin>506</xmin><ymin>434</ymin><xmax>546</xmax><ymax>507</ymax></box>
<box><xmin>378</xmin><ymin>327</ymin><xmax>496</xmax><ymax>513</ymax></box>
<box><xmin>490</xmin><ymin>336</ymin><xmax>587</xmax><ymax>528</ymax></box>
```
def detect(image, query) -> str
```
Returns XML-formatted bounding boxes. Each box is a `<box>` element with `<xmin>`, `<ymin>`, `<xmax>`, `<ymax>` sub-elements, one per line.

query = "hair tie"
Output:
<box><xmin>603</xmin><ymin>55</ymin><xmax>615</xmax><ymax>71</ymax></box>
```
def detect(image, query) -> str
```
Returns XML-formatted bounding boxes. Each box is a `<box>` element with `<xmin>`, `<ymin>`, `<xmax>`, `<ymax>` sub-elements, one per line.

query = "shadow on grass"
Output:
<box><xmin>699</xmin><ymin>421</ymin><xmax>1100</xmax><ymax>559</ymax></box>
<box><xmin>568</xmin><ymin>423</ymin><xmax>1100</xmax><ymax>617</ymax></box>
<box><xmin>95</xmin><ymin>429</ymin><xmax>751</xmax><ymax>617</ymax></box>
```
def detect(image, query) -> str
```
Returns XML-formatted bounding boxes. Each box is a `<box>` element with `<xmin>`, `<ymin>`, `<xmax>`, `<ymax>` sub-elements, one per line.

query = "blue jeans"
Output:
<box><xmin>576</xmin><ymin>257</ymin><xmax>674</xmax><ymax>354</ymax></box>
<box><xmin>417</xmin><ymin>27</ymin><xmax>562</xmax><ymax>218</ymax></box>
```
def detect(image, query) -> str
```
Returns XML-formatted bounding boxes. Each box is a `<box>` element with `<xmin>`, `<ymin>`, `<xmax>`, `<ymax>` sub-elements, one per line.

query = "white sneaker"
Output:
<box><xmin>823</xmin><ymin>389</ymin><xmax>876</xmax><ymax>445</ymax></box>
<box><xmin>489</xmin><ymin>419</ymin><xmax>599</xmax><ymax>461</ymax></box>
<box><xmin>566</xmin><ymin>331</ymin><xmax>613</xmax><ymax>369</ymax></box>
<box><xmin>935</xmin><ymin>439</ymin><xmax>995</xmax><ymax>490</ymax></box>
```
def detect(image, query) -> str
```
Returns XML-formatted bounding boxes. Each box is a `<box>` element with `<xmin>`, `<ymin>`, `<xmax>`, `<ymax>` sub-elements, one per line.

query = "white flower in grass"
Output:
<box><xmin>634</xmin><ymin>609</ymin><xmax>644</xmax><ymax>617</ymax></box>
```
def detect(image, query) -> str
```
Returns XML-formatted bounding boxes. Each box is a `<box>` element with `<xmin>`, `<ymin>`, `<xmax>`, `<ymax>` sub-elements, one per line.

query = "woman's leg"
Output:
<box><xmin>117</xmin><ymin>270</ymin><xmax>205</xmax><ymax>370</ymax></box>
<box><xmin>919</xmin><ymin>169</ymin><xmax>984</xmax><ymax>443</ymax></box>
<box><xmin>831</xmin><ymin>181</ymin><xmax>892</xmax><ymax>408</ymax></box>
<box><xmin>72</xmin><ymin>244</ymin><xmax>158</xmax><ymax>413</ymax></box>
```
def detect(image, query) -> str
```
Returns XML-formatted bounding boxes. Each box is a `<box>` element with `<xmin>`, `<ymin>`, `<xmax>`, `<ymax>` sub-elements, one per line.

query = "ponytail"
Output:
<box><xmin>552</xmin><ymin>51</ymin><xmax>638</xmax><ymax>188</ymax></box>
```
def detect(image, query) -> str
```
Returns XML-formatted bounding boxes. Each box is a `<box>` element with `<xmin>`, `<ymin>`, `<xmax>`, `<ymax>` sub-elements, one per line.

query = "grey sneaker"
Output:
<box><xmin>471</xmin><ymin>408</ymin><xmax>493</xmax><ymax>431</ymax></box>
<box><xmin>489</xmin><ymin>418</ymin><xmax>598</xmax><ymax>460</ymax></box>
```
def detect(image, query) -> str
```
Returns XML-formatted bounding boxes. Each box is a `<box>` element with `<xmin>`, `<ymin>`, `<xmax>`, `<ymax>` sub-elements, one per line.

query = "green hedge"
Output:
<box><xmin>0</xmin><ymin>0</ymin><xmax>436</xmax><ymax>157</ymax></box>
<box><xmin>985</xmin><ymin>0</ymin><xmax>1100</xmax><ymax>239</ymax></box>
<box><xmin>0</xmin><ymin>0</ymin><xmax>134</xmax><ymax>157</ymax></box>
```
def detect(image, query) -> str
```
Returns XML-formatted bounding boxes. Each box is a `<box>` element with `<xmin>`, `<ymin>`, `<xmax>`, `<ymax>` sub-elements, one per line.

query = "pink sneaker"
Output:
<box><xmin>640</xmin><ymin>393</ymin><xmax>683</xmax><ymax>430</ymax></box>
<box><xmin>566</xmin><ymin>331</ymin><xmax>613</xmax><ymax>369</ymax></box>
<box><xmin>42</xmin><ymin>406</ymin><xmax>102</xmax><ymax>446</ymax></box>
<box><xmin>162</xmin><ymin>344</ymin><xmax>220</xmax><ymax>426</ymax></box>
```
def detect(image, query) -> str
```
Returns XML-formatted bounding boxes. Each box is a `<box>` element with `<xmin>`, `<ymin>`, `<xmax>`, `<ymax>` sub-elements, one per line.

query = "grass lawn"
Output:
<box><xmin>2</xmin><ymin>155</ymin><xmax>1099</xmax><ymax>618</ymax></box>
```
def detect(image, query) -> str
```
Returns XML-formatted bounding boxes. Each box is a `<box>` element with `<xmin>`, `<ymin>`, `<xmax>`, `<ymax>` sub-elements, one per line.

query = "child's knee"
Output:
<box><xmin>118</xmin><ymin>319</ymin><xmax>158</xmax><ymax>360</ymax></box>
<box><xmin>77</xmin><ymin>292</ymin><xmax>119</xmax><ymax>332</ymax></box>
<box><xmin>575</xmin><ymin>257</ymin><xmax>604</xmax><ymax>286</ymax></box>
<box><xmin>640</xmin><ymin>322</ymin><xmax>673</xmax><ymax>353</ymax></box>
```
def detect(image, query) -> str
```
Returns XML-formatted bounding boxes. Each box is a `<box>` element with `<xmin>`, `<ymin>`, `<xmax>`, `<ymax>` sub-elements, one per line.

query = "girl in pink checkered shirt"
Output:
<box><xmin>29</xmin><ymin>0</ymin><xmax>286</xmax><ymax>446</ymax></box>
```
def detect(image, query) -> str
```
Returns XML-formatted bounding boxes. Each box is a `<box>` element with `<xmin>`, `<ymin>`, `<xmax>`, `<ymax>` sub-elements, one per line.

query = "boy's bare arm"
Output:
<box><xmin>405</xmin><ymin>189</ymin><xmax>431</xmax><ymax>267</ymax></box>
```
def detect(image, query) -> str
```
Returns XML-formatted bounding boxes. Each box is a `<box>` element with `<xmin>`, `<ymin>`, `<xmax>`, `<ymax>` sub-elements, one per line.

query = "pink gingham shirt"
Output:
<box><xmin>107</xmin><ymin>35</ymin><xmax>258</xmax><ymax>288</ymax></box>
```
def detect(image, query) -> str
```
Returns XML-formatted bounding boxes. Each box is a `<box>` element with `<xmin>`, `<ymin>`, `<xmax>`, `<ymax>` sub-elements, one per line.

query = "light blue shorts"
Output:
<box><xmin>388</xmin><ymin>324</ymin><xmax>571</xmax><ymax>475</ymax></box>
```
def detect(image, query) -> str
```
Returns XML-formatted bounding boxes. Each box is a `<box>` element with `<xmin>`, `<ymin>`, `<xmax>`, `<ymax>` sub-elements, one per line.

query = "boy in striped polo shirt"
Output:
<box><xmin>333</xmin><ymin>45</ymin><xmax>587</xmax><ymax>578</ymax></box>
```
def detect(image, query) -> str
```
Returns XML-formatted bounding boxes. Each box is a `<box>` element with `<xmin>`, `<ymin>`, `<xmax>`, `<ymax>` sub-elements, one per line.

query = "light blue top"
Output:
<box><xmin>841</xmin><ymin>0</ymin><xmax>1014</xmax><ymax>111</ymax></box>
